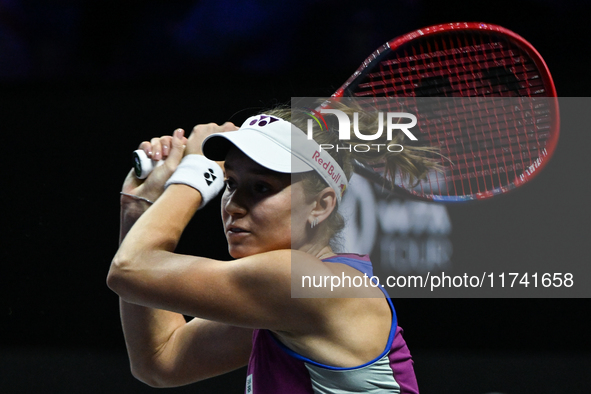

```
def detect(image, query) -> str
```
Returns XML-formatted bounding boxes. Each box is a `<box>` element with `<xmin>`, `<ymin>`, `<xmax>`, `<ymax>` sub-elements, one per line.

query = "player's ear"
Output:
<box><xmin>308</xmin><ymin>186</ymin><xmax>337</xmax><ymax>228</ymax></box>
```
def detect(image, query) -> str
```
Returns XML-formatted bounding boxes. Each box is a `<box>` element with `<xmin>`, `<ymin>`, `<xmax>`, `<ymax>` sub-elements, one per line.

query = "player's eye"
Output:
<box><xmin>253</xmin><ymin>182</ymin><xmax>271</xmax><ymax>194</ymax></box>
<box><xmin>224</xmin><ymin>178</ymin><xmax>237</xmax><ymax>192</ymax></box>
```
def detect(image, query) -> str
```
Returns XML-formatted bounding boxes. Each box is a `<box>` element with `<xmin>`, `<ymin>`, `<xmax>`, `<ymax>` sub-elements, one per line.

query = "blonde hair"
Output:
<box><xmin>262</xmin><ymin>101</ymin><xmax>439</xmax><ymax>247</ymax></box>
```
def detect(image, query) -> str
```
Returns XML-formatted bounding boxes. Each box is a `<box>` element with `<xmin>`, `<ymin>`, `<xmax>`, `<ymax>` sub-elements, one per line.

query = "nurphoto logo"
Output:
<box><xmin>305</xmin><ymin>108</ymin><xmax>418</xmax><ymax>153</ymax></box>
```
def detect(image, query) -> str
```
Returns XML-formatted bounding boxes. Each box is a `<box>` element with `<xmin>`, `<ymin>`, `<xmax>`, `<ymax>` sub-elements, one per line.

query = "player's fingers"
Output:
<box><xmin>150</xmin><ymin>137</ymin><xmax>163</xmax><ymax>161</ymax></box>
<box><xmin>159</xmin><ymin>136</ymin><xmax>173</xmax><ymax>158</ymax></box>
<box><xmin>221</xmin><ymin>122</ymin><xmax>239</xmax><ymax>132</ymax></box>
<box><xmin>138</xmin><ymin>141</ymin><xmax>153</xmax><ymax>158</ymax></box>
<box><xmin>165</xmin><ymin>129</ymin><xmax>186</xmax><ymax>168</ymax></box>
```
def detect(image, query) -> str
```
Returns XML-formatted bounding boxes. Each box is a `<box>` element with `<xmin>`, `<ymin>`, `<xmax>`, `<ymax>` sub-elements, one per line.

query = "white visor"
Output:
<box><xmin>202</xmin><ymin>114</ymin><xmax>348</xmax><ymax>202</ymax></box>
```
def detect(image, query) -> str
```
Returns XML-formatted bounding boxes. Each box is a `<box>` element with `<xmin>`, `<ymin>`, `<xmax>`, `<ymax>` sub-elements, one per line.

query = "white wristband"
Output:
<box><xmin>165</xmin><ymin>155</ymin><xmax>225</xmax><ymax>209</ymax></box>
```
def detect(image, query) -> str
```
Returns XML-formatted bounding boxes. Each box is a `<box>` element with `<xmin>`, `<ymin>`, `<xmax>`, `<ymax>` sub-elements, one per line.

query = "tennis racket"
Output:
<box><xmin>331</xmin><ymin>22</ymin><xmax>559</xmax><ymax>202</ymax></box>
<box><xmin>133</xmin><ymin>22</ymin><xmax>559</xmax><ymax>202</ymax></box>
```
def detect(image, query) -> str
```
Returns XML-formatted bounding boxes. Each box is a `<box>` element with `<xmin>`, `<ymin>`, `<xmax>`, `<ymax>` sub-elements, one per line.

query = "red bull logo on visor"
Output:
<box><xmin>311</xmin><ymin>150</ymin><xmax>342</xmax><ymax>185</ymax></box>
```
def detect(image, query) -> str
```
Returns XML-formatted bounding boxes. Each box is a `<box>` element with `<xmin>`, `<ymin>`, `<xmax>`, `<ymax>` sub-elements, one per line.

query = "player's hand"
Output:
<box><xmin>121</xmin><ymin>128</ymin><xmax>188</xmax><ymax>204</ymax></box>
<box><xmin>184</xmin><ymin>122</ymin><xmax>239</xmax><ymax>156</ymax></box>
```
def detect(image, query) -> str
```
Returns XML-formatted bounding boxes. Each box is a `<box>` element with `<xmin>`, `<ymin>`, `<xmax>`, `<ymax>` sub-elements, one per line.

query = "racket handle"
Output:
<box><xmin>132</xmin><ymin>149</ymin><xmax>165</xmax><ymax>179</ymax></box>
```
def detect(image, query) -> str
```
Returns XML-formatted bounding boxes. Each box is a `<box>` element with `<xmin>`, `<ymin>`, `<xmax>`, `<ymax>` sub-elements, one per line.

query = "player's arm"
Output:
<box><xmin>110</xmin><ymin>185</ymin><xmax>336</xmax><ymax>385</ymax></box>
<box><xmin>109</xmin><ymin>124</ymin><xmax>332</xmax><ymax>332</ymax></box>
<box><xmin>109</xmin><ymin>126</ymin><xmax>333</xmax><ymax>387</ymax></box>
<box><xmin>111</xmin><ymin>187</ymin><xmax>379</xmax><ymax>380</ymax></box>
<box><xmin>109</xmin><ymin>183</ymin><xmax>329</xmax><ymax>330</ymax></box>
<box><xmin>114</xmin><ymin>196</ymin><xmax>252</xmax><ymax>388</ymax></box>
<box><xmin>119</xmin><ymin>299</ymin><xmax>253</xmax><ymax>388</ymax></box>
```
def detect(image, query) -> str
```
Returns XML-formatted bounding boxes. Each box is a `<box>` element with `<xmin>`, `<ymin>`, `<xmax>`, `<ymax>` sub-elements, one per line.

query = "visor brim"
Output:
<box><xmin>202</xmin><ymin>130</ymin><xmax>313</xmax><ymax>174</ymax></box>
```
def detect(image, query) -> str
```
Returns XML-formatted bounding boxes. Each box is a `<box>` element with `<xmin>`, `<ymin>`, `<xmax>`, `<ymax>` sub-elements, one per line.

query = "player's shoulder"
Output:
<box><xmin>241</xmin><ymin>249</ymin><xmax>326</xmax><ymax>264</ymax></box>
<box><xmin>230</xmin><ymin>249</ymin><xmax>325</xmax><ymax>282</ymax></box>
<box><xmin>234</xmin><ymin>249</ymin><xmax>339</xmax><ymax>290</ymax></box>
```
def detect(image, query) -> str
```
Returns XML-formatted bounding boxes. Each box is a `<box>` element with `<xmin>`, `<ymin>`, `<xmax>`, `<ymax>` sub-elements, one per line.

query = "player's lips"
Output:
<box><xmin>226</xmin><ymin>225</ymin><xmax>250</xmax><ymax>237</ymax></box>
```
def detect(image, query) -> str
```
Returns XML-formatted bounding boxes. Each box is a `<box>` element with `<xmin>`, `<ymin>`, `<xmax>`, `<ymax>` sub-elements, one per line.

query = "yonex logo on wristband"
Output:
<box><xmin>165</xmin><ymin>155</ymin><xmax>224</xmax><ymax>210</ymax></box>
<box><xmin>203</xmin><ymin>168</ymin><xmax>217</xmax><ymax>186</ymax></box>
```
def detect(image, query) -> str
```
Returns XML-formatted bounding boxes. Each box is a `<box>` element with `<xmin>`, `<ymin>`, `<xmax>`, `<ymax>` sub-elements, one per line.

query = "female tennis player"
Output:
<box><xmin>108</xmin><ymin>106</ymin><xmax>435</xmax><ymax>393</ymax></box>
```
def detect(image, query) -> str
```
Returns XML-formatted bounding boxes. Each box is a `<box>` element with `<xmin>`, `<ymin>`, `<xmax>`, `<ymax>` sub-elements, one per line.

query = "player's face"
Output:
<box><xmin>221</xmin><ymin>148</ymin><xmax>312</xmax><ymax>258</ymax></box>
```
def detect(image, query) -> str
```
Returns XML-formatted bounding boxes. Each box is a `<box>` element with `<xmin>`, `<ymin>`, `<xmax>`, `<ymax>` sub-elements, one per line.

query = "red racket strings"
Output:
<box><xmin>345</xmin><ymin>28</ymin><xmax>555</xmax><ymax>200</ymax></box>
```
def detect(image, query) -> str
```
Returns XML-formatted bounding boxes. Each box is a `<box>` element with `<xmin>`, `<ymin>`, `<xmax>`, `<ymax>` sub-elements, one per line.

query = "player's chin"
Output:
<box><xmin>227</xmin><ymin>241</ymin><xmax>283</xmax><ymax>259</ymax></box>
<box><xmin>227</xmin><ymin>244</ymin><xmax>260</xmax><ymax>259</ymax></box>
<box><xmin>226</xmin><ymin>233</ymin><xmax>292</xmax><ymax>258</ymax></box>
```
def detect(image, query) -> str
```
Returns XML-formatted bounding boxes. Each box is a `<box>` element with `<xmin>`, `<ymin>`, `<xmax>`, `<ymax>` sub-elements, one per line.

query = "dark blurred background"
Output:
<box><xmin>1</xmin><ymin>0</ymin><xmax>590</xmax><ymax>393</ymax></box>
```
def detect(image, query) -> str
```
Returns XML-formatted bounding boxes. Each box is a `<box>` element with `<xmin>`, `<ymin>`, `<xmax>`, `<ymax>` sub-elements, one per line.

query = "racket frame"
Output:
<box><xmin>330</xmin><ymin>22</ymin><xmax>559</xmax><ymax>202</ymax></box>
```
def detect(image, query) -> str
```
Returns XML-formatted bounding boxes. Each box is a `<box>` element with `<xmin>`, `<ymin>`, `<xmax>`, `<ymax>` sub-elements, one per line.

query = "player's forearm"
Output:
<box><xmin>119</xmin><ymin>298</ymin><xmax>187</xmax><ymax>387</ymax></box>
<box><xmin>113</xmin><ymin>194</ymin><xmax>191</xmax><ymax>387</ymax></box>
<box><xmin>110</xmin><ymin>185</ymin><xmax>201</xmax><ymax>290</ymax></box>
<box><xmin>118</xmin><ymin>196</ymin><xmax>150</xmax><ymax>244</ymax></box>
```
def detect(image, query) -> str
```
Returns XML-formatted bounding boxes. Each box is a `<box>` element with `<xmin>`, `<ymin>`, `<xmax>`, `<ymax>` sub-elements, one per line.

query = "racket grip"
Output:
<box><xmin>132</xmin><ymin>149</ymin><xmax>165</xmax><ymax>179</ymax></box>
